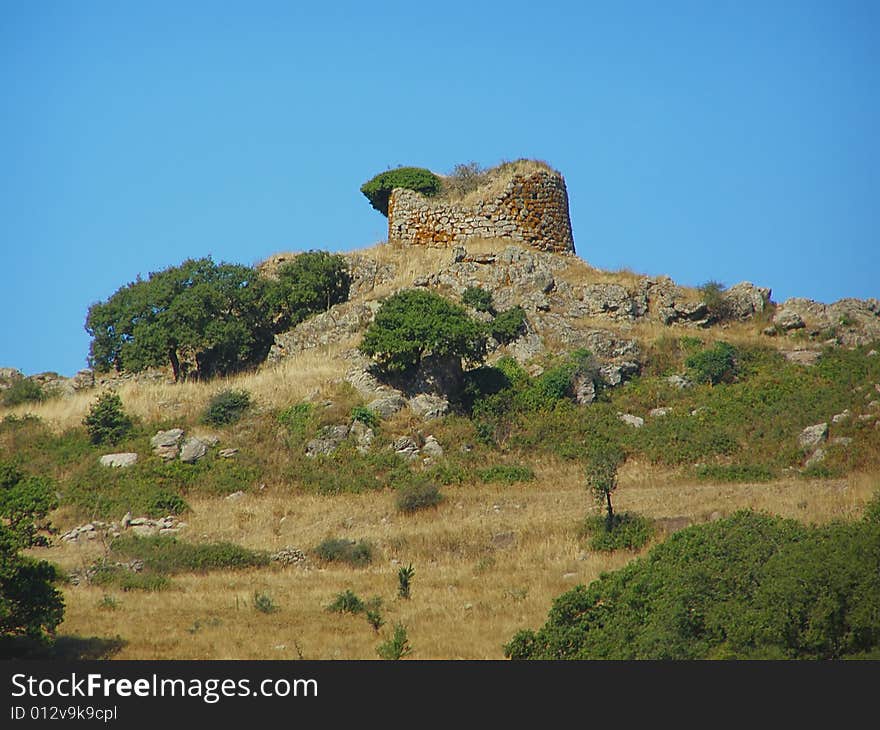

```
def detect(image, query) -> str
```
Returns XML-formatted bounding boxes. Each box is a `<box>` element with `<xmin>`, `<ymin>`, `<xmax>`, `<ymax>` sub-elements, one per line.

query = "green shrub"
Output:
<box><xmin>326</xmin><ymin>589</ymin><xmax>365</xmax><ymax>614</ymax></box>
<box><xmin>278</xmin><ymin>402</ymin><xmax>315</xmax><ymax>440</ymax></box>
<box><xmin>397</xmin><ymin>563</ymin><xmax>415</xmax><ymax>599</ymax></box>
<box><xmin>253</xmin><ymin>592</ymin><xmax>279</xmax><ymax>614</ymax></box>
<box><xmin>110</xmin><ymin>536</ymin><xmax>269</xmax><ymax>573</ymax></box>
<box><xmin>360</xmin><ymin>289</ymin><xmax>486</xmax><ymax>374</ymax></box>
<box><xmin>581</xmin><ymin>512</ymin><xmax>654</xmax><ymax>552</ymax></box>
<box><xmin>365</xmin><ymin>600</ymin><xmax>385</xmax><ymax>633</ymax></box>
<box><xmin>462</xmin><ymin>286</ymin><xmax>495</xmax><ymax>313</ymax></box>
<box><xmin>350</xmin><ymin>406</ymin><xmax>379</xmax><ymax>429</ymax></box>
<box><xmin>360</xmin><ymin>167</ymin><xmax>441</xmax><ymax>216</ymax></box>
<box><xmin>685</xmin><ymin>341</ymin><xmax>738</xmax><ymax>385</ymax></box>
<box><xmin>396</xmin><ymin>481</ymin><xmax>443</xmax><ymax>514</ymax></box>
<box><xmin>377</xmin><ymin>623</ymin><xmax>412</xmax><ymax>660</ymax></box>
<box><xmin>491</xmin><ymin>306</ymin><xmax>527</xmax><ymax>344</ymax></box>
<box><xmin>864</xmin><ymin>490</ymin><xmax>880</xmax><ymax>524</ymax></box>
<box><xmin>90</xmin><ymin>566</ymin><xmax>170</xmax><ymax>592</ymax></box>
<box><xmin>1</xmin><ymin>379</ymin><xmax>46</xmax><ymax>407</ymax></box>
<box><xmin>506</xmin><ymin>511</ymin><xmax>880</xmax><ymax>660</ymax></box>
<box><xmin>0</xmin><ymin>462</ymin><xmax>58</xmax><ymax>547</ymax></box>
<box><xmin>82</xmin><ymin>391</ymin><xmax>133</xmax><ymax>445</ymax></box>
<box><xmin>477</xmin><ymin>464</ymin><xmax>535</xmax><ymax>484</ymax></box>
<box><xmin>313</xmin><ymin>538</ymin><xmax>373</xmax><ymax>567</ymax></box>
<box><xmin>202</xmin><ymin>389</ymin><xmax>251</xmax><ymax>426</ymax></box>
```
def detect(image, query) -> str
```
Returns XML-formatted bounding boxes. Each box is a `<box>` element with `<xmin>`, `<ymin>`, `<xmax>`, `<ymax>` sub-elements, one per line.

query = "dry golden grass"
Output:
<box><xmin>434</xmin><ymin>159</ymin><xmax>558</xmax><ymax>207</ymax></box>
<box><xmin>40</xmin><ymin>464</ymin><xmax>878</xmax><ymax>660</ymax></box>
<box><xmin>1</xmin><ymin>340</ymin><xmax>358</xmax><ymax>433</ymax></box>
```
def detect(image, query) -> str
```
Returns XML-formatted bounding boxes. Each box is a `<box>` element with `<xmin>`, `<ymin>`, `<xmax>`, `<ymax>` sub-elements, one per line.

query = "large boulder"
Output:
<box><xmin>721</xmin><ymin>282</ymin><xmax>771</xmax><ymax>320</ymax></box>
<box><xmin>99</xmin><ymin>453</ymin><xmax>138</xmax><ymax>468</ymax></box>
<box><xmin>408</xmin><ymin>394</ymin><xmax>449</xmax><ymax>421</ymax></box>
<box><xmin>151</xmin><ymin>428</ymin><xmax>185</xmax><ymax>460</ymax></box>
<box><xmin>798</xmin><ymin>423</ymin><xmax>828</xmax><ymax>451</ymax></box>
<box><xmin>305</xmin><ymin>425</ymin><xmax>350</xmax><ymax>457</ymax></box>
<box><xmin>179</xmin><ymin>437</ymin><xmax>210</xmax><ymax>464</ymax></box>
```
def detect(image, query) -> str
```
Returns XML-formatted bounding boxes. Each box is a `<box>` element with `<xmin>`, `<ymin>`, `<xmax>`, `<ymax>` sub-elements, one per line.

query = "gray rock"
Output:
<box><xmin>150</xmin><ymin>428</ymin><xmax>184</xmax><ymax>449</ymax></box>
<box><xmin>225</xmin><ymin>490</ymin><xmax>246</xmax><ymax>501</ymax></box>
<box><xmin>154</xmin><ymin>445</ymin><xmax>180</xmax><ymax>461</ymax></box>
<box><xmin>580</xmin><ymin>283</ymin><xmax>634</xmax><ymax>319</ymax></box>
<box><xmin>392</xmin><ymin>436</ymin><xmax>420</xmax><ymax>462</ymax></box>
<box><xmin>783</xmin><ymin>350</ymin><xmax>822</xmax><ymax>366</ymax></box>
<box><xmin>218</xmin><ymin>448</ymin><xmax>239</xmax><ymax>458</ymax></box>
<box><xmin>305</xmin><ymin>425</ymin><xmax>349</xmax><ymax>457</ymax></box>
<box><xmin>131</xmin><ymin>524</ymin><xmax>158</xmax><ymax>537</ymax></box>
<box><xmin>773</xmin><ymin>309</ymin><xmax>806</xmax><ymax>331</ymax></box>
<box><xmin>804</xmin><ymin>447</ymin><xmax>826</xmax><ymax>469</ymax></box>
<box><xmin>99</xmin><ymin>452</ymin><xmax>138</xmax><ymax>468</ymax></box>
<box><xmin>649</xmin><ymin>407</ymin><xmax>671</xmax><ymax>418</ymax></box>
<box><xmin>721</xmin><ymin>282</ymin><xmax>772</xmax><ymax>320</ymax></box>
<box><xmin>666</xmin><ymin>374</ymin><xmax>692</xmax><ymax>389</ymax></box>
<box><xmin>179</xmin><ymin>437</ymin><xmax>209</xmax><ymax>464</ymax></box>
<box><xmin>831</xmin><ymin>410</ymin><xmax>851</xmax><ymax>424</ymax></box>
<box><xmin>618</xmin><ymin>413</ymin><xmax>644</xmax><ymax>428</ymax></box>
<box><xmin>421</xmin><ymin>435</ymin><xmax>444</xmax><ymax>458</ymax></box>
<box><xmin>367</xmin><ymin>393</ymin><xmax>407</xmax><ymax>419</ymax></box>
<box><xmin>599</xmin><ymin>361</ymin><xmax>640</xmax><ymax>388</ymax></box>
<box><xmin>408</xmin><ymin>393</ymin><xmax>449</xmax><ymax>421</ymax></box>
<box><xmin>349</xmin><ymin>420</ymin><xmax>375</xmax><ymax>454</ymax></box>
<box><xmin>573</xmin><ymin>374</ymin><xmax>596</xmax><ymax>404</ymax></box>
<box><xmin>798</xmin><ymin>423</ymin><xmax>828</xmax><ymax>451</ymax></box>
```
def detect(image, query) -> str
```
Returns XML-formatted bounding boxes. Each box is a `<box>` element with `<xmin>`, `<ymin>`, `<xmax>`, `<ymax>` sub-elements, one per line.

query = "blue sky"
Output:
<box><xmin>2</xmin><ymin>1</ymin><xmax>878</xmax><ymax>377</ymax></box>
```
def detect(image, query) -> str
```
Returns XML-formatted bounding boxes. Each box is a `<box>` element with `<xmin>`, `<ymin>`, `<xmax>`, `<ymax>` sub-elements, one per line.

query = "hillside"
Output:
<box><xmin>2</xmin><ymin>166</ymin><xmax>880</xmax><ymax>660</ymax></box>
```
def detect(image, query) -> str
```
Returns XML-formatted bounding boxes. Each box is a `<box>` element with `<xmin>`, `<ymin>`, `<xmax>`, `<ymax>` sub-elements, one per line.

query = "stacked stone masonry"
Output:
<box><xmin>387</xmin><ymin>170</ymin><xmax>575</xmax><ymax>254</ymax></box>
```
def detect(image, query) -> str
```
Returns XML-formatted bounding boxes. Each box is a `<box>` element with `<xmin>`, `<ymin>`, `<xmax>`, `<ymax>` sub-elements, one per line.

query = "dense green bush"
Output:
<box><xmin>360</xmin><ymin>289</ymin><xmax>486</xmax><ymax>374</ymax></box>
<box><xmin>581</xmin><ymin>512</ymin><xmax>654</xmax><ymax>552</ymax></box>
<box><xmin>110</xmin><ymin>535</ymin><xmax>270</xmax><ymax>573</ymax></box>
<box><xmin>490</xmin><ymin>306</ymin><xmax>527</xmax><ymax>344</ymax></box>
<box><xmin>273</xmin><ymin>251</ymin><xmax>351</xmax><ymax>329</ymax></box>
<box><xmin>360</xmin><ymin>167</ymin><xmax>441</xmax><ymax>216</ymax></box>
<box><xmin>396</xmin><ymin>481</ymin><xmax>443</xmax><ymax>514</ymax></box>
<box><xmin>202</xmin><ymin>389</ymin><xmax>251</xmax><ymax>425</ymax></box>
<box><xmin>685</xmin><ymin>341</ymin><xmax>738</xmax><ymax>385</ymax></box>
<box><xmin>1</xmin><ymin>379</ymin><xmax>46</xmax><ymax>407</ymax></box>
<box><xmin>253</xmin><ymin>592</ymin><xmax>279</xmax><ymax>614</ymax></box>
<box><xmin>313</xmin><ymin>538</ymin><xmax>373</xmax><ymax>567</ymax></box>
<box><xmin>82</xmin><ymin>391</ymin><xmax>133</xmax><ymax>445</ymax></box>
<box><xmin>462</xmin><ymin>286</ymin><xmax>495</xmax><ymax>314</ymax></box>
<box><xmin>0</xmin><ymin>463</ymin><xmax>63</xmax><ymax>642</ymax></box>
<box><xmin>505</xmin><ymin>511</ymin><xmax>880</xmax><ymax>659</ymax></box>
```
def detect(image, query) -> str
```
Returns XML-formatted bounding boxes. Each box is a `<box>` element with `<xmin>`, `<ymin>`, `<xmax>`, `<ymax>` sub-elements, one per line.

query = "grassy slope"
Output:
<box><xmin>4</xmin><ymin>240</ymin><xmax>880</xmax><ymax>659</ymax></box>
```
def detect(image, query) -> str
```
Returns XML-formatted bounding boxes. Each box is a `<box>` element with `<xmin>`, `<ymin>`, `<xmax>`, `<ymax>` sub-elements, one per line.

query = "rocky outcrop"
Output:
<box><xmin>99</xmin><ymin>453</ymin><xmax>138</xmax><ymax>468</ymax></box>
<box><xmin>772</xmin><ymin>297</ymin><xmax>880</xmax><ymax>345</ymax></box>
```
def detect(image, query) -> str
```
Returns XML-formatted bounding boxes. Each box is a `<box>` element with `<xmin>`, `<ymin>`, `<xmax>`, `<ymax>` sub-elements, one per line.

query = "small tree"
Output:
<box><xmin>462</xmin><ymin>286</ymin><xmax>495</xmax><ymax>314</ymax></box>
<box><xmin>397</xmin><ymin>563</ymin><xmax>415</xmax><ymax>599</ymax></box>
<box><xmin>377</xmin><ymin>623</ymin><xmax>412</xmax><ymax>660</ymax></box>
<box><xmin>360</xmin><ymin>289</ymin><xmax>486</xmax><ymax>375</ymax></box>
<box><xmin>273</xmin><ymin>251</ymin><xmax>351</xmax><ymax>328</ymax></box>
<box><xmin>585</xmin><ymin>448</ymin><xmax>624</xmax><ymax>532</ymax></box>
<box><xmin>83</xmin><ymin>391</ymin><xmax>133</xmax><ymax>445</ymax></box>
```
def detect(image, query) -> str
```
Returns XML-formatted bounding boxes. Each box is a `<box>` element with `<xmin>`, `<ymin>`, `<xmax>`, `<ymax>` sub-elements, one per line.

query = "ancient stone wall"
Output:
<box><xmin>387</xmin><ymin>170</ymin><xmax>575</xmax><ymax>254</ymax></box>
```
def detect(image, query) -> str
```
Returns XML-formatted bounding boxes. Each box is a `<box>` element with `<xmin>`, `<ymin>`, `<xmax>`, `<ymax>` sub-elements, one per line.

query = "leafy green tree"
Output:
<box><xmin>360</xmin><ymin>289</ymin><xmax>487</xmax><ymax>374</ymax></box>
<box><xmin>585</xmin><ymin>447</ymin><xmax>624</xmax><ymax>531</ymax></box>
<box><xmin>272</xmin><ymin>251</ymin><xmax>351</xmax><ymax>328</ymax></box>
<box><xmin>360</xmin><ymin>167</ymin><xmax>441</xmax><ymax>216</ymax></box>
<box><xmin>86</xmin><ymin>257</ymin><xmax>276</xmax><ymax>381</ymax></box>
<box><xmin>462</xmin><ymin>286</ymin><xmax>495</xmax><ymax>314</ymax></box>
<box><xmin>82</xmin><ymin>391</ymin><xmax>133</xmax><ymax>445</ymax></box>
<box><xmin>0</xmin><ymin>463</ymin><xmax>63</xmax><ymax>642</ymax></box>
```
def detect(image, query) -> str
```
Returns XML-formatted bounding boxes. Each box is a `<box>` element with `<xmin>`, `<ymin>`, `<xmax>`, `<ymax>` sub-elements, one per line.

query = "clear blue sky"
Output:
<box><xmin>2</xmin><ymin>1</ymin><xmax>878</xmax><ymax>377</ymax></box>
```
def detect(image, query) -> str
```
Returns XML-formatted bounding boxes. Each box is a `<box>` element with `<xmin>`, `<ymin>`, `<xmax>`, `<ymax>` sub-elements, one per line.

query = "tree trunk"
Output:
<box><xmin>168</xmin><ymin>348</ymin><xmax>181</xmax><ymax>382</ymax></box>
<box><xmin>605</xmin><ymin>490</ymin><xmax>614</xmax><ymax>532</ymax></box>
